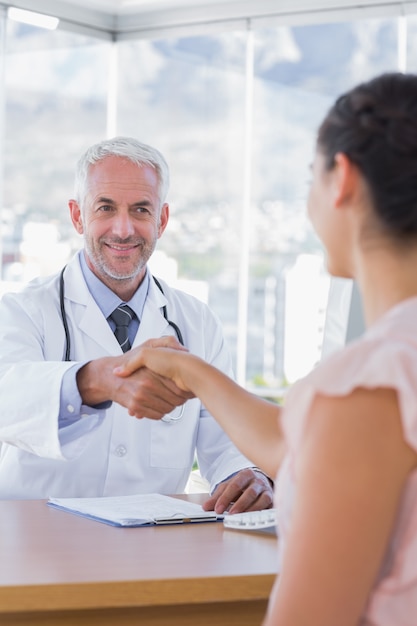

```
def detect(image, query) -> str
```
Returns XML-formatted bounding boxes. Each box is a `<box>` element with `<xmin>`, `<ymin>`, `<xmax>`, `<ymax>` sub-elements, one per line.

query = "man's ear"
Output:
<box><xmin>68</xmin><ymin>199</ymin><xmax>83</xmax><ymax>234</ymax></box>
<box><xmin>332</xmin><ymin>152</ymin><xmax>359</xmax><ymax>208</ymax></box>
<box><xmin>158</xmin><ymin>203</ymin><xmax>169</xmax><ymax>238</ymax></box>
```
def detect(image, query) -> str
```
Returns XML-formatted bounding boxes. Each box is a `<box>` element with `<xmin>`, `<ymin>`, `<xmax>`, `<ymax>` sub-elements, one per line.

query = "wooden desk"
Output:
<box><xmin>0</xmin><ymin>495</ymin><xmax>277</xmax><ymax>625</ymax></box>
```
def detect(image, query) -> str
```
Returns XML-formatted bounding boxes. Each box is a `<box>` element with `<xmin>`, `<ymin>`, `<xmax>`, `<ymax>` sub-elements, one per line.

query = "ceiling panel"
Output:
<box><xmin>53</xmin><ymin>0</ymin><xmax>417</xmax><ymax>13</ymax></box>
<box><xmin>2</xmin><ymin>0</ymin><xmax>417</xmax><ymax>40</ymax></box>
<box><xmin>63</xmin><ymin>0</ymin><xmax>217</xmax><ymax>14</ymax></box>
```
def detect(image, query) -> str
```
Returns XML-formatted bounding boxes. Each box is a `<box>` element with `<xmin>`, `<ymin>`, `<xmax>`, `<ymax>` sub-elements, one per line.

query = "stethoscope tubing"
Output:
<box><xmin>59</xmin><ymin>267</ymin><xmax>184</xmax><ymax>362</ymax></box>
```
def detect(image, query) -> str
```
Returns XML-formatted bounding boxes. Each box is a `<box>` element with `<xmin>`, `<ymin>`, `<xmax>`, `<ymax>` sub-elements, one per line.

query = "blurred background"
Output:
<box><xmin>0</xmin><ymin>0</ymin><xmax>412</xmax><ymax>395</ymax></box>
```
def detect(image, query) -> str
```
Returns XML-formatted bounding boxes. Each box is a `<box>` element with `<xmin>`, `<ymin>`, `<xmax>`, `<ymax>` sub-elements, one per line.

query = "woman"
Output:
<box><xmin>114</xmin><ymin>72</ymin><xmax>417</xmax><ymax>625</ymax></box>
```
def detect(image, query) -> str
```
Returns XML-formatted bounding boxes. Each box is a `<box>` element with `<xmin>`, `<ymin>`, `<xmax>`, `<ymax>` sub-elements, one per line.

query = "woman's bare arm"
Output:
<box><xmin>114</xmin><ymin>343</ymin><xmax>284</xmax><ymax>478</ymax></box>
<box><xmin>264</xmin><ymin>387</ymin><xmax>417</xmax><ymax>626</ymax></box>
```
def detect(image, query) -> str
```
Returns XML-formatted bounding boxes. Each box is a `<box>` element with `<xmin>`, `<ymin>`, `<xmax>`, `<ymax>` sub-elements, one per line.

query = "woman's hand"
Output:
<box><xmin>113</xmin><ymin>336</ymin><xmax>195</xmax><ymax>393</ymax></box>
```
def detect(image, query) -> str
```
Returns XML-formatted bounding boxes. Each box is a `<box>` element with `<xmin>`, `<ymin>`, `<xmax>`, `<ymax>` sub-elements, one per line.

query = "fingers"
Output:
<box><xmin>146</xmin><ymin>336</ymin><xmax>188</xmax><ymax>350</ymax></box>
<box><xmin>77</xmin><ymin>351</ymin><xmax>193</xmax><ymax>412</ymax></box>
<box><xmin>202</xmin><ymin>469</ymin><xmax>274</xmax><ymax>515</ymax></box>
<box><xmin>114</xmin><ymin>337</ymin><xmax>187</xmax><ymax>378</ymax></box>
<box><xmin>202</xmin><ymin>482</ymin><xmax>228</xmax><ymax>513</ymax></box>
<box><xmin>227</xmin><ymin>481</ymin><xmax>273</xmax><ymax>514</ymax></box>
<box><xmin>113</xmin><ymin>367</ymin><xmax>194</xmax><ymax>420</ymax></box>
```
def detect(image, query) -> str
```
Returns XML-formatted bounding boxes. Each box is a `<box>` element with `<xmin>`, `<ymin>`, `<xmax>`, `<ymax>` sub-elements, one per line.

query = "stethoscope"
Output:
<box><xmin>59</xmin><ymin>266</ymin><xmax>185</xmax><ymax>421</ymax></box>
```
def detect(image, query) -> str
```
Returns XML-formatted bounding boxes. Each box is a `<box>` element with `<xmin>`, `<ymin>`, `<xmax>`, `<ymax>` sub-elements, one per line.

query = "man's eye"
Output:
<box><xmin>135</xmin><ymin>206</ymin><xmax>150</xmax><ymax>214</ymax></box>
<box><xmin>98</xmin><ymin>205</ymin><xmax>113</xmax><ymax>212</ymax></box>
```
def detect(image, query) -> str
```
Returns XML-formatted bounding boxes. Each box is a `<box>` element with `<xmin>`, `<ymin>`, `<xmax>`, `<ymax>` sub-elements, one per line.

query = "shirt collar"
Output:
<box><xmin>78</xmin><ymin>250</ymin><xmax>149</xmax><ymax>321</ymax></box>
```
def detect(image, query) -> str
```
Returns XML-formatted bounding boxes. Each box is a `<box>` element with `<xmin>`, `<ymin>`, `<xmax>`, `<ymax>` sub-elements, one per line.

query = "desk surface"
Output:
<box><xmin>0</xmin><ymin>495</ymin><xmax>278</xmax><ymax>626</ymax></box>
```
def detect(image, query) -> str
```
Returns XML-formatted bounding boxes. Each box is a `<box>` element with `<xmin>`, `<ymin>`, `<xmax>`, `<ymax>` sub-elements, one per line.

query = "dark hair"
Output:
<box><xmin>317</xmin><ymin>72</ymin><xmax>417</xmax><ymax>239</ymax></box>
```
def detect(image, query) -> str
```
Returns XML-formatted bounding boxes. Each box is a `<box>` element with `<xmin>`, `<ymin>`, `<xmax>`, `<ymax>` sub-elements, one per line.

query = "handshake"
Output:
<box><xmin>77</xmin><ymin>336</ymin><xmax>193</xmax><ymax>421</ymax></box>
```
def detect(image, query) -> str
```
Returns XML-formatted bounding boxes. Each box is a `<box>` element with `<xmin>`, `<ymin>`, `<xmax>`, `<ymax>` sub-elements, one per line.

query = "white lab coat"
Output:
<box><xmin>0</xmin><ymin>253</ymin><xmax>252</xmax><ymax>499</ymax></box>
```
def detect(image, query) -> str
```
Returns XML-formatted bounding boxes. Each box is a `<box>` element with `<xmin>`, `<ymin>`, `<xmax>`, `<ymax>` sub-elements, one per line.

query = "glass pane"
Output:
<box><xmin>117</xmin><ymin>33</ymin><xmax>247</xmax><ymax>368</ymax></box>
<box><xmin>2</xmin><ymin>20</ymin><xmax>110</xmax><ymax>285</ymax></box>
<box><xmin>249</xmin><ymin>18</ymin><xmax>398</xmax><ymax>390</ymax></box>
<box><xmin>406</xmin><ymin>15</ymin><xmax>417</xmax><ymax>70</ymax></box>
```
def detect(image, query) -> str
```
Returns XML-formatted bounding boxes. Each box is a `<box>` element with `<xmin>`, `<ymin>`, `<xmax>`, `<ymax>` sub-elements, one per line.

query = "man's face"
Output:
<box><xmin>69</xmin><ymin>156</ymin><xmax>168</xmax><ymax>293</ymax></box>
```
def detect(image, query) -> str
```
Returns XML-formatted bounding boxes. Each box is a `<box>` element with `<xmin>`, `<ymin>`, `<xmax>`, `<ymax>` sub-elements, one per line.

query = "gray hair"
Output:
<box><xmin>73</xmin><ymin>136</ymin><xmax>170</xmax><ymax>207</ymax></box>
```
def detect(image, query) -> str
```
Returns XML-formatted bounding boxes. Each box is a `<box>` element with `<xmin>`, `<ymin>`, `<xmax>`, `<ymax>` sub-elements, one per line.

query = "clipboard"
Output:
<box><xmin>47</xmin><ymin>493</ymin><xmax>222</xmax><ymax>527</ymax></box>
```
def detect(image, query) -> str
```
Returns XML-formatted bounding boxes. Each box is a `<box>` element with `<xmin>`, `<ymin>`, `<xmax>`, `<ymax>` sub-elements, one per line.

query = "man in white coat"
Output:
<box><xmin>0</xmin><ymin>137</ymin><xmax>273</xmax><ymax>514</ymax></box>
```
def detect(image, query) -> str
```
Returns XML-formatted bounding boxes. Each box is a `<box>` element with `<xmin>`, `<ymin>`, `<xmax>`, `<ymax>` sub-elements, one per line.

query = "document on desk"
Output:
<box><xmin>47</xmin><ymin>493</ymin><xmax>222</xmax><ymax>527</ymax></box>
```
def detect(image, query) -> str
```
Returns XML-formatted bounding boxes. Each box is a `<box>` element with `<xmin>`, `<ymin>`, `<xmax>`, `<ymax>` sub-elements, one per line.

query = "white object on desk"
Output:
<box><xmin>48</xmin><ymin>493</ymin><xmax>222</xmax><ymax>527</ymax></box>
<box><xmin>223</xmin><ymin>508</ymin><xmax>278</xmax><ymax>535</ymax></box>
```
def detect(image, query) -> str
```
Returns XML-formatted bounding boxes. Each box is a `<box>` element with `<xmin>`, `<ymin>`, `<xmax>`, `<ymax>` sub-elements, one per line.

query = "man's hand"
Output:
<box><xmin>202</xmin><ymin>468</ymin><xmax>274</xmax><ymax>515</ymax></box>
<box><xmin>110</xmin><ymin>366</ymin><xmax>194</xmax><ymax>419</ymax></box>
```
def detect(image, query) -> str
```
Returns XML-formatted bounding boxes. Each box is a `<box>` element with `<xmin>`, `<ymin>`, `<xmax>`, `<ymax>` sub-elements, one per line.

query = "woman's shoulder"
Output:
<box><xmin>282</xmin><ymin>298</ymin><xmax>417</xmax><ymax>450</ymax></box>
<box><xmin>314</xmin><ymin>296</ymin><xmax>417</xmax><ymax>391</ymax></box>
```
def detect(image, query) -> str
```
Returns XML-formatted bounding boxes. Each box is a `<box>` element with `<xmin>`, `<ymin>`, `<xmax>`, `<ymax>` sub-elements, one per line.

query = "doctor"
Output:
<box><xmin>0</xmin><ymin>136</ymin><xmax>273</xmax><ymax>513</ymax></box>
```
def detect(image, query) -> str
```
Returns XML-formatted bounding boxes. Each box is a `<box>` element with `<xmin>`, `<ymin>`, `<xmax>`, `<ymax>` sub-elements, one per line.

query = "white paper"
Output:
<box><xmin>47</xmin><ymin>493</ymin><xmax>220</xmax><ymax>527</ymax></box>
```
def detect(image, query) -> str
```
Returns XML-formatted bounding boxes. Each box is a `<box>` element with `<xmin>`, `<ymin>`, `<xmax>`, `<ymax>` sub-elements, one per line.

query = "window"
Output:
<box><xmin>117</xmin><ymin>32</ymin><xmax>246</xmax><ymax>374</ymax></box>
<box><xmin>0</xmin><ymin>8</ymin><xmax>402</xmax><ymax>392</ymax></box>
<box><xmin>249</xmin><ymin>17</ymin><xmax>398</xmax><ymax>386</ymax></box>
<box><xmin>2</xmin><ymin>18</ymin><xmax>110</xmax><ymax>283</ymax></box>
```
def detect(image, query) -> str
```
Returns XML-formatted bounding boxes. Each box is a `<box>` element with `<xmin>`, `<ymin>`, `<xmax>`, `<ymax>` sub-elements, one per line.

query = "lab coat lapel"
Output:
<box><xmin>62</xmin><ymin>255</ymin><xmax>118</xmax><ymax>355</ymax></box>
<box><xmin>132</xmin><ymin>278</ymin><xmax>171</xmax><ymax>347</ymax></box>
<box><xmin>78</xmin><ymin>302</ymin><xmax>117</xmax><ymax>354</ymax></box>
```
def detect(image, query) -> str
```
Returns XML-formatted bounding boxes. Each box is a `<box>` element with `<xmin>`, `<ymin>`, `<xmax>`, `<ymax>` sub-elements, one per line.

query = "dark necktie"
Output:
<box><xmin>109</xmin><ymin>304</ymin><xmax>135</xmax><ymax>353</ymax></box>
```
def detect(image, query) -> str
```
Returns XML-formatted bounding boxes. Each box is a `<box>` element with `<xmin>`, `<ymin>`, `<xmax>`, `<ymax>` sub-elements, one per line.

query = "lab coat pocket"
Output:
<box><xmin>149</xmin><ymin>402</ymin><xmax>198</xmax><ymax>469</ymax></box>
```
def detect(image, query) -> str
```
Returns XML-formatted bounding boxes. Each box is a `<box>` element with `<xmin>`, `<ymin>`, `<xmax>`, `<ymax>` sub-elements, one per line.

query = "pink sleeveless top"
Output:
<box><xmin>274</xmin><ymin>297</ymin><xmax>417</xmax><ymax>625</ymax></box>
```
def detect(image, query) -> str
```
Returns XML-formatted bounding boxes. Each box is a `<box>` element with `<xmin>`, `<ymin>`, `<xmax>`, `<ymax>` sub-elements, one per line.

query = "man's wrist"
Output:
<box><xmin>76</xmin><ymin>358</ymin><xmax>113</xmax><ymax>406</ymax></box>
<box><xmin>252</xmin><ymin>467</ymin><xmax>274</xmax><ymax>487</ymax></box>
